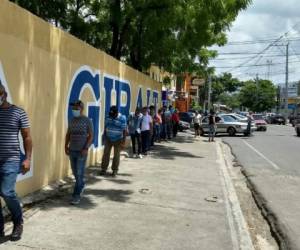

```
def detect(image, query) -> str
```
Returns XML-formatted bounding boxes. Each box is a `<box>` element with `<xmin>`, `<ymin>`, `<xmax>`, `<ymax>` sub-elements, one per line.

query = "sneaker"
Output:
<box><xmin>133</xmin><ymin>154</ymin><xmax>137</xmax><ymax>158</ymax></box>
<box><xmin>10</xmin><ymin>224</ymin><xmax>23</xmax><ymax>241</ymax></box>
<box><xmin>80</xmin><ymin>187</ymin><xmax>85</xmax><ymax>196</ymax></box>
<box><xmin>138</xmin><ymin>154</ymin><xmax>143</xmax><ymax>159</ymax></box>
<box><xmin>70</xmin><ymin>197</ymin><xmax>81</xmax><ymax>205</ymax></box>
<box><xmin>99</xmin><ymin>170</ymin><xmax>107</xmax><ymax>176</ymax></box>
<box><xmin>111</xmin><ymin>170</ymin><xmax>118</xmax><ymax>177</ymax></box>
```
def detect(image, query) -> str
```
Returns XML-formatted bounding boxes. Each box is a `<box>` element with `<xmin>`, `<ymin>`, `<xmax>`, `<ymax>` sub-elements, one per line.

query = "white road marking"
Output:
<box><xmin>243</xmin><ymin>140</ymin><xmax>280</xmax><ymax>170</ymax></box>
<box><xmin>216</xmin><ymin>141</ymin><xmax>255</xmax><ymax>250</ymax></box>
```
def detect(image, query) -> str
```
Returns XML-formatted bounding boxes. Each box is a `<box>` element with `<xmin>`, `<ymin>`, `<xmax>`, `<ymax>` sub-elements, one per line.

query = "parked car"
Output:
<box><xmin>225</xmin><ymin>113</ymin><xmax>257</xmax><ymax>131</ymax></box>
<box><xmin>270</xmin><ymin>114</ymin><xmax>286</xmax><ymax>125</ymax></box>
<box><xmin>252</xmin><ymin>114</ymin><xmax>267</xmax><ymax>131</ymax></box>
<box><xmin>295</xmin><ymin>119</ymin><xmax>300</xmax><ymax>137</ymax></box>
<box><xmin>178</xmin><ymin>120</ymin><xmax>190</xmax><ymax>132</ymax></box>
<box><xmin>179</xmin><ymin>112</ymin><xmax>193</xmax><ymax>124</ymax></box>
<box><xmin>200</xmin><ymin>114</ymin><xmax>253</xmax><ymax>136</ymax></box>
<box><xmin>265</xmin><ymin>113</ymin><xmax>276</xmax><ymax>124</ymax></box>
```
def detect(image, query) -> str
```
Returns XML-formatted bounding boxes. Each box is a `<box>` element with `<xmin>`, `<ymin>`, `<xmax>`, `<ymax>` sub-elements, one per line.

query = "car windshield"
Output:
<box><xmin>253</xmin><ymin>115</ymin><xmax>264</xmax><ymax>120</ymax></box>
<box><xmin>235</xmin><ymin>114</ymin><xmax>247</xmax><ymax>119</ymax></box>
<box><xmin>222</xmin><ymin>115</ymin><xmax>237</xmax><ymax>123</ymax></box>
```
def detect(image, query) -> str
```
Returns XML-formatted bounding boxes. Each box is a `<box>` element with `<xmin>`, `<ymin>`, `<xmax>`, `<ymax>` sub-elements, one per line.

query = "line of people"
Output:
<box><xmin>66</xmin><ymin>103</ymin><xmax>182</xmax><ymax>206</ymax></box>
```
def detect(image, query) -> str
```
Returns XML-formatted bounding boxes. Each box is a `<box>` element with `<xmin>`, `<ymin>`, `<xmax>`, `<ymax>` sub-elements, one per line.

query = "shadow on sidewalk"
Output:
<box><xmin>150</xmin><ymin>144</ymin><xmax>204</xmax><ymax>160</ymax></box>
<box><xmin>84</xmin><ymin>188</ymin><xmax>134</xmax><ymax>203</ymax></box>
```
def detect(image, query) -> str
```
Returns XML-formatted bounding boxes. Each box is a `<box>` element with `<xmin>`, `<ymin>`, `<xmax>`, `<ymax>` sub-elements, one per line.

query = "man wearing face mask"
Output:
<box><xmin>0</xmin><ymin>83</ymin><xmax>32</xmax><ymax>241</ymax></box>
<box><xmin>65</xmin><ymin>100</ymin><xmax>94</xmax><ymax>205</ymax></box>
<box><xmin>100</xmin><ymin>105</ymin><xmax>127</xmax><ymax>177</ymax></box>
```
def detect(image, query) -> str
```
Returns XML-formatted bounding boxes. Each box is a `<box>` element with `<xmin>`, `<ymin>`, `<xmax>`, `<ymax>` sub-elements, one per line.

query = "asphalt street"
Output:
<box><xmin>223</xmin><ymin>125</ymin><xmax>300</xmax><ymax>249</ymax></box>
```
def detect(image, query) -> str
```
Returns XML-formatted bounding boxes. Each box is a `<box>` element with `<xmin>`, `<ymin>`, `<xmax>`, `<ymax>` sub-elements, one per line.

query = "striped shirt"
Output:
<box><xmin>105</xmin><ymin>114</ymin><xmax>127</xmax><ymax>142</ymax></box>
<box><xmin>0</xmin><ymin>105</ymin><xmax>30</xmax><ymax>163</ymax></box>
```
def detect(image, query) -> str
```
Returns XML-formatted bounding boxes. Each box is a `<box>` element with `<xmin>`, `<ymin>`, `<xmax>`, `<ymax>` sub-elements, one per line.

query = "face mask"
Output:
<box><xmin>72</xmin><ymin>110</ymin><xmax>81</xmax><ymax>117</ymax></box>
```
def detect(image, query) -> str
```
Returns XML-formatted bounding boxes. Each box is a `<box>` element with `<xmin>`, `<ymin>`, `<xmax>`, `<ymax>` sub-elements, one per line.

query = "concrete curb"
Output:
<box><xmin>222</xmin><ymin>140</ymin><xmax>297</xmax><ymax>250</ymax></box>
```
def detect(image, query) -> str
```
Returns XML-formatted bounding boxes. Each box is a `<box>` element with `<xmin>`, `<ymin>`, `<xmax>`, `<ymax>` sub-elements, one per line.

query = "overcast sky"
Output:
<box><xmin>209</xmin><ymin>0</ymin><xmax>300</xmax><ymax>85</ymax></box>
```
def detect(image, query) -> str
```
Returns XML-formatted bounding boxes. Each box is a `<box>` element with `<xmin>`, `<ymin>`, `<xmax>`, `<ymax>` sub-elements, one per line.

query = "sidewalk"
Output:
<box><xmin>1</xmin><ymin>133</ymin><xmax>249</xmax><ymax>250</ymax></box>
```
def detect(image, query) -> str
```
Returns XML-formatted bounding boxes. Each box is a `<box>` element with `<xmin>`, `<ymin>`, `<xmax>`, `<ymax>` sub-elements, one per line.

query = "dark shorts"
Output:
<box><xmin>194</xmin><ymin>123</ymin><xmax>200</xmax><ymax>130</ymax></box>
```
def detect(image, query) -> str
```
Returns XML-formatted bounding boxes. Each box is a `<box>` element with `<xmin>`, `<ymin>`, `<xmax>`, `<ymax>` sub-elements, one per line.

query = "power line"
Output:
<box><xmin>225</xmin><ymin>37</ymin><xmax>300</xmax><ymax>45</ymax></box>
<box><xmin>219</xmin><ymin>21</ymin><xmax>300</xmax><ymax>73</ymax></box>
<box><xmin>210</xmin><ymin>54</ymin><xmax>300</xmax><ymax>61</ymax></box>
<box><xmin>213</xmin><ymin>60</ymin><xmax>300</xmax><ymax>69</ymax></box>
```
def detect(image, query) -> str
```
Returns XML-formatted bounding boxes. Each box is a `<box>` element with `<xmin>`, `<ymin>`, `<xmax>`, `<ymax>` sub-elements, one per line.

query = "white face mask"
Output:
<box><xmin>72</xmin><ymin>109</ymin><xmax>81</xmax><ymax>117</ymax></box>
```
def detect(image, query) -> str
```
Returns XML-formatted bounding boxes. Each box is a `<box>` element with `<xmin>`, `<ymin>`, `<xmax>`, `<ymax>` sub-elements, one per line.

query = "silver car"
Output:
<box><xmin>200</xmin><ymin>114</ymin><xmax>252</xmax><ymax>136</ymax></box>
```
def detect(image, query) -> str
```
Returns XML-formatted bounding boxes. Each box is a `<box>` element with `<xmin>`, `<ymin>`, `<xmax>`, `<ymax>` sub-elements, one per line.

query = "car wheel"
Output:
<box><xmin>228</xmin><ymin>127</ymin><xmax>236</xmax><ymax>136</ymax></box>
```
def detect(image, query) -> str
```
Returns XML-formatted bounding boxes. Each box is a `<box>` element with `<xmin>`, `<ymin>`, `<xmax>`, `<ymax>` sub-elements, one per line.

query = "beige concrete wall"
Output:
<box><xmin>0</xmin><ymin>0</ymin><xmax>161</xmax><ymax>197</ymax></box>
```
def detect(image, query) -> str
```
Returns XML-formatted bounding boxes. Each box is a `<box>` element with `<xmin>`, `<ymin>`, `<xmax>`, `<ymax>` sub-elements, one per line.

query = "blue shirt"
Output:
<box><xmin>127</xmin><ymin>113</ymin><xmax>143</xmax><ymax>135</ymax></box>
<box><xmin>105</xmin><ymin>114</ymin><xmax>127</xmax><ymax>142</ymax></box>
<box><xmin>0</xmin><ymin>105</ymin><xmax>30</xmax><ymax>163</ymax></box>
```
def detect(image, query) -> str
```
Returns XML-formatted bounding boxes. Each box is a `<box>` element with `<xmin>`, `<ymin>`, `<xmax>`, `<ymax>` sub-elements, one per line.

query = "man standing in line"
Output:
<box><xmin>0</xmin><ymin>83</ymin><xmax>32</xmax><ymax>241</ymax></box>
<box><xmin>100</xmin><ymin>106</ymin><xmax>127</xmax><ymax>176</ymax></box>
<box><xmin>149</xmin><ymin>105</ymin><xmax>156</xmax><ymax>148</ymax></box>
<box><xmin>128</xmin><ymin>107</ymin><xmax>143</xmax><ymax>158</ymax></box>
<box><xmin>171</xmin><ymin>109</ymin><xmax>180</xmax><ymax>137</ymax></box>
<box><xmin>65</xmin><ymin>100</ymin><xmax>94</xmax><ymax>205</ymax></box>
<box><xmin>141</xmin><ymin>107</ymin><xmax>153</xmax><ymax>155</ymax></box>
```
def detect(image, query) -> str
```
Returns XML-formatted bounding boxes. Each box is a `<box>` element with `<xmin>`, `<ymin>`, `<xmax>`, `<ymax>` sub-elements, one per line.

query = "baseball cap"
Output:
<box><xmin>70</xmin><ymin>100</ymin><xmax>84</xmax><ymax>108</ymax></box>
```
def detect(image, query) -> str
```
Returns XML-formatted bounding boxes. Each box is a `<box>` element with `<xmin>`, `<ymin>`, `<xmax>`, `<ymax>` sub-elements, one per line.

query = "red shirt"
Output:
<box><xmin>172</xmin><ymin>113</ymin><xmax>180</xmax><ymax>123</ymax></box>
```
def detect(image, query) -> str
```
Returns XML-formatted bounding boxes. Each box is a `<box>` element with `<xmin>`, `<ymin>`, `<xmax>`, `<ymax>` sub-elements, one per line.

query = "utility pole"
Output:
<box><xmin>285</xmin><ymin>43</ymin><xmax>289</xmax><ymax>121</ymax></box>
<box><xmin>207</xmin><ymin>75</ymin><xmax>212</xmax><ymax>111</ymax></box>
<box><xmin>267</xmin><ymin>60</ymin><xmax>272</xmax><ymax>80</ymax></box>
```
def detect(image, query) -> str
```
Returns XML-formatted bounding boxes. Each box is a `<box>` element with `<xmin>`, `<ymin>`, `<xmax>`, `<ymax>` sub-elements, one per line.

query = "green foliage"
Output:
<box><xmin>211</xmin><ymin>73</ymin><xmax>242</xmax><ymax>104</ymax></box>
<box><xmin>239</xmin><ymin>79</ymin><xmax>277</xmax><ymax>112</ymax></box>
<box><xmin>218</xmin><ymin>93</ymin><xmax>241</xmax><ymax>110</ymax></box>
<box><xmin>10</xmin><ymin>0</ymin><xmax>252</xmax><ymax>73</ymax></box>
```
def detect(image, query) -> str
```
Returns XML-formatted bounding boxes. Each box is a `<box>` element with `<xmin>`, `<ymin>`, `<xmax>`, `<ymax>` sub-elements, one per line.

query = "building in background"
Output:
<box><xmin>279</xmin><ymin>81</ymin><xmax>300</xmax><ymax>111</ymax></box>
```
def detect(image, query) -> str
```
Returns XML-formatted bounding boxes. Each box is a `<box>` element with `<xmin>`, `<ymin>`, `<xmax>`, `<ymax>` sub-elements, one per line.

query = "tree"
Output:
<box><xmin>239</xmin><ymin>79</ymin><xmax>276</xmax><ymax>112</ymax></box>
<box><xmin>211</xmin><ymin>73</ymin><xmax>242</xmax><ymax>104</ymax></box>
<box><xmin>10</xmin><ymin>0</ymin><xmax>252</xmax><ymax>73</ymax></box>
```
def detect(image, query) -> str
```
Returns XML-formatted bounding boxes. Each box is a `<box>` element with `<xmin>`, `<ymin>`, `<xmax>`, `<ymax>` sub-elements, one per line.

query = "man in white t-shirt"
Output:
<box><xmin>193</xmin><ymin>111</ymin><xmax>202</xmax><ymax>137</ymax></box>
<box><xmin>141</xmin><ymin>107</ymin><xmax>153</xmax><ymax>155</ymax></box>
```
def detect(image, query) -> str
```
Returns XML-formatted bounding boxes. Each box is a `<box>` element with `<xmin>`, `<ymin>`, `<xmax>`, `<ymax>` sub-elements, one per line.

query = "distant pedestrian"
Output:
<box><xmin>154</xmin><ymin>109</ymin><xmax>162</xmax><ymax>142</ymax></box>
<box><xmin>149</xmin><ymin>105</ymin><xmax>156</xmax><ymax>147</ymax></box>
<box><xmin>162</xmin><ymin>106</ymin><xmax>172</xmax><ymax>140</ymax></box>
<box><xmin>208</xmin><ymin>110</ymin><xmax>216</xmax><ymax>142</ymax></box>
<box><xmin>100</xmin><ymin>106</ymin><xmax>127</xmax><ymax>177</ymax></box>
<box><xmin>128</xmin><ymin>108</ymin><xmax>143</xmax><ymax>158</ymax></box>
<box><xmin>141</xmin><ymin>107</ymin><xmax>153</xmax><ymax>155</ymax></box>
<box><xmin>246</xmin><ymin>112</ymin><xmax>253</xmax><ymax>136</ymax></box>
<box><xmin>171</xmin><ymin>109</ymin><xmax>180</xmax><ymax>137</ymax></box>
<box><xmin>193</xmin><ymin>111</ymin><xmax>202</xmax><ymax>137</ymax></box>
<box><xmin>0</xmin><ymin>83</ymin><xmax>33</xmax><ymax>241</ymax></box>
<box><xmin>65</xmin><ymin>100</ymin><xmax>94</xmax><ymax>205</ymax></box>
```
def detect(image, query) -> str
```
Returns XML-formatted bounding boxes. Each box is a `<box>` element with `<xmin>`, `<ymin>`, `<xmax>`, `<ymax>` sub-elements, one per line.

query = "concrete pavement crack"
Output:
<box><xmin>125</xmin><ymin>200</ymin><xmax>222</xmax><ymax>214</ymax></box>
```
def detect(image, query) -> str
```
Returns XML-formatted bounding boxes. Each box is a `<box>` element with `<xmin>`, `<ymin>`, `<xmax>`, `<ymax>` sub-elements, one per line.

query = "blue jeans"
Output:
<box><xmin>69</xmin><ymin>151</ymin><xmax>87</xmax><ymax>198</ymax></box>
<box><xmin>0</xmin><ymin>160</ymin><xmax>23</xmax><ymax>231</ymax></box>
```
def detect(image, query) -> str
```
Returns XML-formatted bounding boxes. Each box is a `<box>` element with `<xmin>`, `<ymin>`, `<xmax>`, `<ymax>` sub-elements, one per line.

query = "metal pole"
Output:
<box><xmin>208</xmin><ymin>75</ymin><xmax>212</xmax><ymax>111</ymax></box>
<box><xmin>285</xmin><ymin>43</ymin><xmax>289</xmax><ymax>120</ymax></box>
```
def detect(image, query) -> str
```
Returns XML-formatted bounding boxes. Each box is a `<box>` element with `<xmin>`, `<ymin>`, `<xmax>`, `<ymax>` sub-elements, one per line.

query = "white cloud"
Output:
<box><xmin>209</xmin><ymin>0</ymin><xmax>300</xmax><ymax>84</ymax></box>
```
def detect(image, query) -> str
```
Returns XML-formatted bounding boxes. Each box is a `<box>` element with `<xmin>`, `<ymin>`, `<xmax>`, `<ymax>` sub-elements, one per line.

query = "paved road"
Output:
<box><xmin>223</xmin><ymin>125</ymin><xmax>300</xmax><ymax>250</ymax></box>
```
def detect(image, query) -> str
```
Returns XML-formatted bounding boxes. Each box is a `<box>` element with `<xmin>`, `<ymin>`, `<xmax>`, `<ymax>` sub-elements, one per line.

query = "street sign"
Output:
<box><xmin>192</xmin><ymin>78</ymin><xmax>205</xmax><ymax>86</ymax></box>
